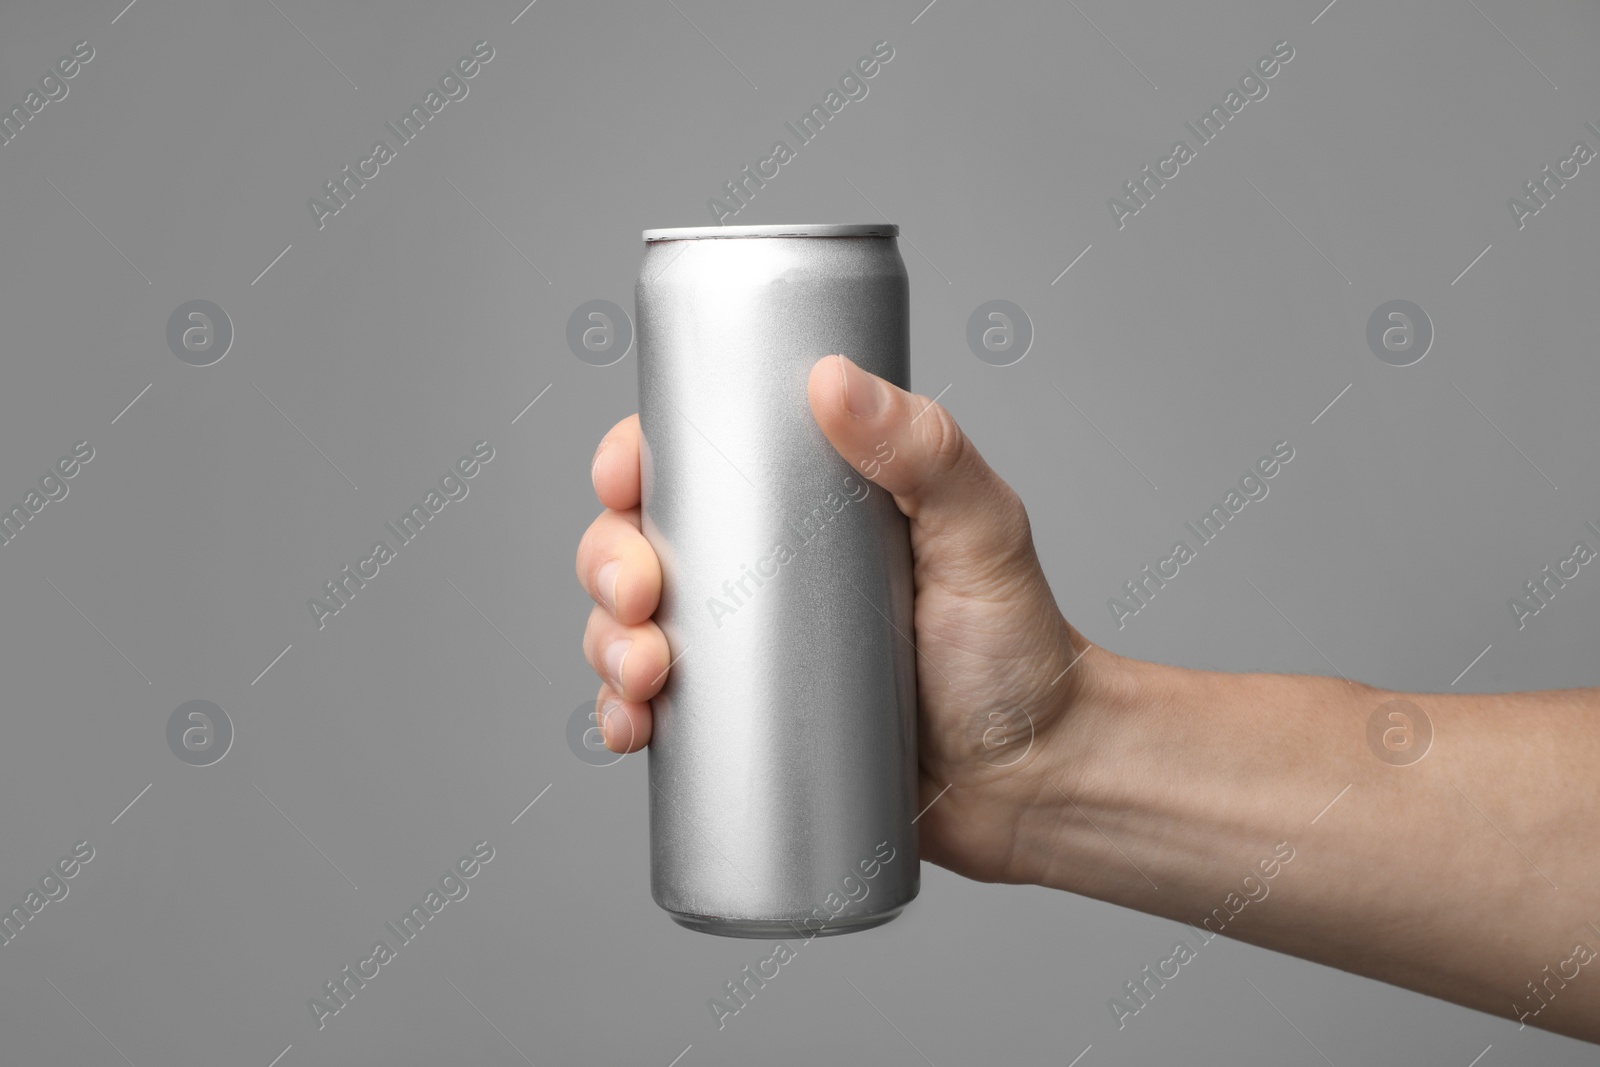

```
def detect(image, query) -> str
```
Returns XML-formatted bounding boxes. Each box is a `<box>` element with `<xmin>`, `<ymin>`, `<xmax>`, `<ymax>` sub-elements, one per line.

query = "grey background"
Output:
<box><xmin>0</xmin><ymin>0</ymin><xmax>1595</xmax><ymax>1064</ymax></box>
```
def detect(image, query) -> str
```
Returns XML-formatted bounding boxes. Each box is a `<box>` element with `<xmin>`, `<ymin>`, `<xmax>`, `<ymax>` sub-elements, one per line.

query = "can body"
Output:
<box><xmin>635</xmin><ymin>223</ymin><xmax>919</xmax><ymax>938</ymax></box>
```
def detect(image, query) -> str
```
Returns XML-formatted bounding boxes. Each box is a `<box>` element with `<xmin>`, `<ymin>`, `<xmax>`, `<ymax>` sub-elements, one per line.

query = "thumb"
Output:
<box><xmin>807</xmin><ymin>354</ymin><xmax>1039</xmax><ymax>591</ymax></box>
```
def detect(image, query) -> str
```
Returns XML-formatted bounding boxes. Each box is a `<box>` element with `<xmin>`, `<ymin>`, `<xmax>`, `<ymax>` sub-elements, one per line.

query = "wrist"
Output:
<box><xmin>1003</xmin><ymin>640</ymin><xmax>1157</xmax><ymax>892</ymax></box>
<box><xmin>1018</xmin><ymin>651</ymin><xmax>1383</xmax><ymax>906</ymax></box>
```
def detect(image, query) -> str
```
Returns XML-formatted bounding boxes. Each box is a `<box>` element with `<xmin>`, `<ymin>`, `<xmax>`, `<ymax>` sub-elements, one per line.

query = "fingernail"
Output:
<box><xmin>599</xmin><ymin>699</ymin><xmax>626</xmax><ymax>748</ymax></box>
<box><xmin>837</xmin><ymin>355</ymin><xmax>886</xmax><ymax>419</ymax></box>
<box><xmin>591</xmin><ymin>440</ymin><xmax>609</xmax><ymax>484</ymax></box>
<box><xmin>596</xmin><ymin>559</ymin><xmax>621</xmax><ymax>614</ymax></box>
<box><xmin>604</xmin><ymin>639</ymin><xmax>632</xmax><ymax>689</ymax></box>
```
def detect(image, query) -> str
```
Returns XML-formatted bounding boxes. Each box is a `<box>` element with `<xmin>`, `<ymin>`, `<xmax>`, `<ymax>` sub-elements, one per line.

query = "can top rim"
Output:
<box><xmin>643</xmin><ymin>223</ymin><xmax>898</xmax><ymax>242</ymax></box>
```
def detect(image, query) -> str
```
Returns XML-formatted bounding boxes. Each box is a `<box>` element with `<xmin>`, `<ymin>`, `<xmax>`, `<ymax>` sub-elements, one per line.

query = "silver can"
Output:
<box><xmin>635</xmin><ymin>223</ymin><xmax>919</xmax><ymax>938</ymax></box>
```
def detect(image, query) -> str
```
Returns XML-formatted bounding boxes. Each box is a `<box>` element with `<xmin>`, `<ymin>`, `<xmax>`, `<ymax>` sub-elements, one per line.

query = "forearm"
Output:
<box><xmin>1026</xmin><ymin>647</ymin><xmax>1600</xmax><ymax>1041</ymax></box>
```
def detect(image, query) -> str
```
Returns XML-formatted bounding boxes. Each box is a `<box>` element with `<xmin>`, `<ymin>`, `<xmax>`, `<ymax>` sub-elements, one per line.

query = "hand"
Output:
<box><xmin>576</xmin><ymin>354</ymin><xmax>1103</xmax><ymax>886</ymax></box>
<box><xmin>579</xmin><ymin>356</ymin><xmax>1600</xmax><ymax>1042</ymax></box>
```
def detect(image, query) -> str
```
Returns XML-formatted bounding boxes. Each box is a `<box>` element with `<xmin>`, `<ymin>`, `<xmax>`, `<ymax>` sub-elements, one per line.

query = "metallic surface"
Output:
<box><xmin>635</xmin><ymin>227</ymin><xmax>919</xmax><ymax>937</ymax></box>
<box><xmin>643</xmin><ymin>223</ymin><xmax>899</xmax><ymax>242</ymax></box>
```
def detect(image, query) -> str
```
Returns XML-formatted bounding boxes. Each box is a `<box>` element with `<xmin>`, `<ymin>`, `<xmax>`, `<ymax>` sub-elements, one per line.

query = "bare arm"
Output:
<box><xmin>1010</xmin><ymin>649</ymin><xmax>1600</xmax><ymax>1040</ymax></box>
<box><xmin>576</xmin><ymin>354</ymin><xmax>1600</xmax><ymax>1043</ymax></box>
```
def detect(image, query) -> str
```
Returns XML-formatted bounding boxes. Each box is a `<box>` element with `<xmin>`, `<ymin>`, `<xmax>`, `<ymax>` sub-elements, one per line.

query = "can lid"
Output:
<box><xmin>642</xmin><ymin>223</ymin><xmax>898</xmax><ymax>242</ymax></box>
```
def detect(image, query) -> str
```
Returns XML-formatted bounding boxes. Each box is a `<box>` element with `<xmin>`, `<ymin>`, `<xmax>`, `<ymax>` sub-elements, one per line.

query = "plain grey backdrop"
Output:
<box><xmin>1</xmin><ymin>0</ymin><xmax>1597</xmax><ymax>1063</ymax></box>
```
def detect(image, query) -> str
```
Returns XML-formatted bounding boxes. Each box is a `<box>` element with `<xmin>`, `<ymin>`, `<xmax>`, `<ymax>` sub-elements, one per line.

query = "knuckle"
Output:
<box><xmin>919</xmin><ymin>401</ymin><xmax>969</xmax><ymax>476</ymax></box>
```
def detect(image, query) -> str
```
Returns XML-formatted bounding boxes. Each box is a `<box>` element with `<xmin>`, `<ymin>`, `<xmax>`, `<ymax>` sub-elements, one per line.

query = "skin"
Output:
<box><xmin>576</xmin><ymin>354</ymin><xmax>1600</xmax><ymax>1043</ymax></box>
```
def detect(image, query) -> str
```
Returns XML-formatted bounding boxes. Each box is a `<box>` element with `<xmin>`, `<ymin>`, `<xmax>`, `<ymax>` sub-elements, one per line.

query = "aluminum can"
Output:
<box><xmin>635</xmin><ymin>223</ymin><xmax>919</xmax><ymax>937</ymax></box>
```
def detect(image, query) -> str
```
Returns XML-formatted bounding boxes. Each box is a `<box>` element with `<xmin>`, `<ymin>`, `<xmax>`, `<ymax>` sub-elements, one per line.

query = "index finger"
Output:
<box><xmin>592</xmin><ymin>413</ymin><xmax>641</xmax><ymax>511</ymax></box>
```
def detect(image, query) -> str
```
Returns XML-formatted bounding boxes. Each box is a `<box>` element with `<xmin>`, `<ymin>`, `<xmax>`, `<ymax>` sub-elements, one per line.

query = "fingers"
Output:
<box><xmin>582</xmin><ymin>413</ymin><xmax>664</xmax><ymax>754</ymax></box>
<box><xmin>592</xmin><ymin>413</ymin><xmax>642</xmax><ymax>512</ymax></box>
<box><xmin>575</xmin><ymin>506</ymin><xmax>661</xmax><ymax>626</ymax></box>
<box><xmin>595</xmin><ymin>684</ymin><xmax>652</xmax><ymax>753</ymax></box>
<box><xmin>806</xmin><ymin>354</ymin><xmax>1039</xmax><ymax>585</ymax></box>
<box><xmin>582</xmin><ymin>603</ymin><xmax>672</xmax><ymax>704</ymax></box>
